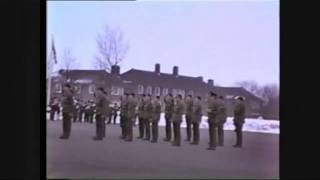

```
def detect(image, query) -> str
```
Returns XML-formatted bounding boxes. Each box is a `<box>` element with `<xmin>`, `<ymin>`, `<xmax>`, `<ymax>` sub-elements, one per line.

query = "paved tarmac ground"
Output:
<box><xmin>47</xmin><ymin>120</ymin><xmax>279</xmax><ymax>179</ymax></box>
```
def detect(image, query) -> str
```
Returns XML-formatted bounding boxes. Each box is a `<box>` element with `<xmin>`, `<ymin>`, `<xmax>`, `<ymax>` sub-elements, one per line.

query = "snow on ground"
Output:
<box><xmin>47</xmin><ymin>112</ymin><xmax>279</xmax><ymax>134</ymax></box>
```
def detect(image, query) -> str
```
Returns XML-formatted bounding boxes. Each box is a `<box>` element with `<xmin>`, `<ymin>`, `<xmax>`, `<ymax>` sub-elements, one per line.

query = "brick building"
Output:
<box><xmin>50</xmin><ymin>64</ymin><xmax>263</xmax><ymax>118</ymax></box>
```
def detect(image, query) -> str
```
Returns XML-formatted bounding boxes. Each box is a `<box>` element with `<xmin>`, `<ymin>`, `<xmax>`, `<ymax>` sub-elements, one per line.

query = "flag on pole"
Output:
<box><xmin>51</xmin><ymin>38</ymin><xmax>57</xmax><ymax>64</ymax></box>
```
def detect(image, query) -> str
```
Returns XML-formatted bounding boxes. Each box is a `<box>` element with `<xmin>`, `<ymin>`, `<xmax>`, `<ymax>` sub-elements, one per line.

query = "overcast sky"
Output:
<box><xmin>47</xmin><ymin>0</ymin><xmax>279</xmax><ymax>87</ymax></box>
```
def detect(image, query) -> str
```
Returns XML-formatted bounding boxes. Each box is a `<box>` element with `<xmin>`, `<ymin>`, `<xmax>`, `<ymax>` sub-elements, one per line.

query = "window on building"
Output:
<box><xmin>226</xmin><ymin>95</ymin><xmax>234</xmax><ymax>99</ymax></box>
<box><xmin>111</xmin><ymin>86</ymin><xmax>124</xmax><ymax>96</ymax></box>
<box><xmin>146</xmin><ymin>86</ymin><xmax>152</xmax><ymax>95</ymax></box>
<box><xmin>137</xmin><ymin>85</ymin><xmax>144</xmax><ymax>94</ymax></box>
<box><xmin>251</xmin><ymin>101</ymin><xmax>260</xmax><ymax>110</ymax></box>
<box><xmin>155</xmin><ymin>87</ymin><xmax>160</xmax><ymax>96</ymax></box>
<box><xmin>88</xmin><ymin>84</ymin><xmax>96</xmax><ymax>94</ymax></box>
<box><xmin>188</xmin><ymin>90</ymin><xmax>194</xmax><ymax>97</ymax></box>
<box><xmin>172</xmin><ymin>89</ymin><xmax>177</xmax><ymax>96</ymax></box>
<box><xmin>177</xmin><ymin>89</ymin><xmax>185</xmax><ymax>98</ymax></box>
<box><xmin>162</xmin><ymin>88</ymin><xmax>168</xmax><ymax>96</ymax></box>
<box><xmin>74</xmin><ymin>85</ymin><xmax>81</xmax><ymax>94</ymax></box>
<box><xmin>55</xmin><ymin>83</ymin><xmax>62</xmax><ymax>93</ymax></box>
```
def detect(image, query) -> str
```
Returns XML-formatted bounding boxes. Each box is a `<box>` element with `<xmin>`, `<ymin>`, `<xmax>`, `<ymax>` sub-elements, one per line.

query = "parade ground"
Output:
<box><xmin>47</xmin><ymin>120</ymin><xmax>279</xmax><ymax>179</ymax></box>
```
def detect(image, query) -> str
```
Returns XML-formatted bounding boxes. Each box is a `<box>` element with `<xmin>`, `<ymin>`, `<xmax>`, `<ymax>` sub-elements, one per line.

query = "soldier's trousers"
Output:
<box><xmin>113</xmin><ymin>113</ymin><xmax>117</xmax><ymax>124</ymax></box>
<box><xmin>217</xmin><ymin>123</ymin><xmax>225</xmax><ymax>145</ymax></box>
<box><xmin>102</xmin><ymin>116</ymin><xmax>106</xmax><ymax>137</ymax></box>
<box><xmin>138</xmin><ymin>117</ymin><xmax>145</xmax><ymax>138</ymax></box>
<box><xmin>125</xmin><ymin>118</ymin><xmax>133</xmax><ymax>141</ymax></box>
<box><xmin>208</xmin><ymin>122</ymin><xmax>217</xmax><ymax>148</ymax></box>
<box><xmin>173</xmin><ymin>122</ymin><xmax>181</xmax><ymax>145</ymax></box>
<box><xmin>62</xmin><ymin>112</ymin><xmax>72</xmax><ymax>138</ymax></box>
<box><xmin>50</xmin><ymin>106</ymin><xmax>59</xmax><ymax>121</ymax></box>
<box><xmin>192</xmin><ymin>122</ymin><xmax>200</xmax><ymax>143</ymax></box>
<box><xmin>164</xmin><ymin>114</ymin><xmax>172</xmax><ymax>140</ymax></box>
<box><xmin>144</xmin><ymin>120</ymin><xmax>151</xmax><ymax>140</ymax></box>
<box><xmin>151</xmin><ymin>121</ymin><xmax>159</xmax><ymax>142</ymax></box>
<box><xmin>234</xmin><ymin>123</ymin><xmax>243</xmax><ymax>146</ymax></box>
<box><xmin>95</xmin><ymin>114</ymin><xmax>104</xmax><ymax>139</ymax></box>
<box><xmin>89</xmin><ymin>114</ymin><xmax>93</xmax><ymax>123</ymax></box>
<box><xmin>185</xmin><ymin>116</ymin><xmax>192</xmax><ymax>140</ymax></box>
<box><xmin>120</xmin><ymin>115</ymin><xmax>127</xmax><ymax>138</ymax></box>
<box><xmin>78</xmin><ymin>110</ymin><xmax>84</xmax><ymax>122</ymax></box>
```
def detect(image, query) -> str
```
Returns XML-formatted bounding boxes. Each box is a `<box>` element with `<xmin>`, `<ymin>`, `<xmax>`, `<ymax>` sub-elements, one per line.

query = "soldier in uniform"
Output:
<box><xmin>171</xmin><ymin>94</ymin><xmax>184</xmax><ymax>146</ymax></box>
<box><xmin>119</xmin><ymin>94</ymin><xmax>128</xmax><ymax>139</ymax></box>
<box><xmin>125</xmin><ymin>93</ymin><xmax>137</xmax><ymax>142</ymax></box>
<box><xmin>151</xmin><ymin>96</ymin><xmax>161</xmax><ymax>143</ymax></box>
<box><xmin>143</xmin><ymin>94</ymin><xmax>153</xmax><ymax>141</ymax></box>
<box><xmin>190</xmin><ymin>96</ymin><xmax>202</xmax><ymax>145</ymax></box>
<box><xmin>137</xmin><ymin>94</ymin><xmax>146</xmax><ymax>139</ymax></box>
<box><xmin>59</xmin><ymin>83</ymin><xmax>74</xmax><ymax>139</ymax></box>
<box><xmin>184</xmin><ymin>95</ymin><xmax>193</xmax><ymax>141</ymax></box>
<box><xmin>217</xmin><ymin>95</ymin><xmax>227</xmax><ymax>146</ymax></box>
<box><xmin>233</xmin><ymin>96</ymin><xmax>246</xmax><ymax>148</ymax></box>
<box><xmin>92</xmin><ymin>87</ymin><xmax>109</xmax><ymax>140</ymax></box>
<box><xmin>207</xmin><ymin>92</ymin><xmax>218</xmax><ymax>150</ymax></box>
<box><xmin>163</xmin><ymin>94</ymin><xmax>174</xmax><ymax>141</ymax></box>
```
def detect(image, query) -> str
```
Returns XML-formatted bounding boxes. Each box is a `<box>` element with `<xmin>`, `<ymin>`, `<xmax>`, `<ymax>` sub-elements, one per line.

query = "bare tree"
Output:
<box><xmin>94</xmin><ymin>25</ymin><xmax>129</xmax><ymax>72</ymax></box>
<box><xmin>61</xmin><ymin>48</ymin><xmax>78</xmax><ymax>81</ymax></box>
<box><xmin>236</xmin><ymin>81</ymin><xmax>279</xmax><ymax>119</ymax></box>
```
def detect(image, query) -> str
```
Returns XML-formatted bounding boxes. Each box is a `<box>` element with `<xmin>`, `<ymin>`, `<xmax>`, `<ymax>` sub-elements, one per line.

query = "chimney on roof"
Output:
<box><xmin>208</xmin><ymin>79</ymin><xmax>214</xmax><ymax>86</ymax></box>
<box><xmin>173</xmin><ymin>66</ymin><xmax>179</xmax><ymax>76</ymax></box>
<box><xmin>111</xmin><ymin>65</ymin><xmax>120</xmax><ymax>75</ymax></box>
<box><xmin>155</xmin><ymin>63</ymin><xmax>160</xmax><ymax>74</ymax></box>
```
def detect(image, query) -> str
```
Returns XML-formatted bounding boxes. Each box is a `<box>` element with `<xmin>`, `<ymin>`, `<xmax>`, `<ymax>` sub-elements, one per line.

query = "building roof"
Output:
<box><xmin>121</xmin><ymin>68</ymin><xmax>209</xmax><ymax>91</ymax></box>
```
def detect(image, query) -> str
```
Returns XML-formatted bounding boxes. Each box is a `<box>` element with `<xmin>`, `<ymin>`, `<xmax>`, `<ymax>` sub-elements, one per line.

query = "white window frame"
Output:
<box><xmin>74</xmin><ymin>85</ymin><xmax>81</xmax><ymax>94</ymax></box>
<box><xmin>178</xmin><ymin>89</ymin><xmax>185</xmax><ymax>98</ymax></box>
<box><xmin>55</xmin><ymin>83</ymin><xmax>62</xmax><ymax>93</ymax></box>
<box><xmin>188</xmin><ymin>90</ymin><xmax>194</xmax><ymax>97</ymax></box>
<box><xmin>155</xmin><ymin>87</ymin><xmax>160</xmax><ymax>96</ymax></box>
<box><xmin>137</xmin><ymin>85</ymin><xmax>144</xmax><ymax>94</ymax></box>
<box><xmin>226</xmin><ymin>95</ymin><xmax>234</xmax><ymax>99</ymax></box>
<box><xmin>111</xmin><ymin>86</ymin><xmax>124</xmax><ymax>96</ymax></box>
<box><xmin>172</xmin><ymin>89</ymin><xmax>177</xmax><ymax>96</ymax></box>
<box><xmin>88</xmin><ymin>84</ymin><xmax>96</xmax><ymax>94</ymax></box>
<box><xmin>162</xmin><ymin>88</ymin><xmax>168</xmax><ymax>96</ymax></box>
<box><xmin>146</xmin><ymin>86</ymin><xmax>152</xmax><ymax>95</ymax></box>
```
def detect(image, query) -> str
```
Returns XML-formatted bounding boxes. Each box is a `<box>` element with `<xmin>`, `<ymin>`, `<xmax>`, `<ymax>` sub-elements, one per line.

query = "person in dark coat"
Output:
<box><xmin>171</xmin><ymin>94</ymin><xmax>184</xmax><ymax>146</ymax></box>
<box><xmin>184</xmin><ymin>95</ymin><xmax>193</xmax><ymax>141</ymax></box>
<box><xmin>163</xmin><ymin>94</ymin><xmax>174</xmax><ymax>141</ymax></box>
<box><xmin>190</xmin><ymin>96</ymin><xmax>202</xmax><ymax>145</ymax></box>
<box><xmin>125</xmin><ymin>93</ymin><xmax>137</xmax><ymax>142</ymax></box>
<box><xmin>73</xmin><ymin>99</ymin><xmax>79</xmax><ymax>123</ymax></box>
<box><xmin>137</xmin><ymin>94</ymin><xmax>146</xmax><ymax>139</ymax></box>
<box><xmin>143</xmin><ymin>94</ymin><xmax>153</xmax><ymax>141</ymax></box>
<box><xmin>216</xmin><ymin>95</ymin><xmax>227</xmax><ymax>146</ymax></box>
<box><xmin>92</xmin><ymin>87</ymin><xmax>109</xmax><ymax>140</ymax></box>
<box><xmin>207</xmin><ymin>91</ymin><xmax>218</xmax><ymax>150</ymax></box>
<box><xmin>84</xmin><ymin>101</ymin><xmax>90</xmax><ymax>123</ymax></box>
<box><xmin>233</xmin><ymin>96</ymin><xmax>246</xmax><ymax>148</ymax></box>
<box><xmin>59</xmin><ymin>83</ymin><xmax>74</xmax><ymax>139</ymax></box>
<box><xmin>119</xmin><ymin>94</ymin><xmax>128</xmax><ymax>139</ymax></box>
<box><xmin>151</xmin><ymin>96</ymin><xmax>161</xmax><ymax>143</ymax></box>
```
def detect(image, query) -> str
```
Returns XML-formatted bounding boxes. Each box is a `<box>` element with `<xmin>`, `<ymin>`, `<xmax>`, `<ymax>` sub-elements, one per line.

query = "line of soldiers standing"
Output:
<box><xmin>58</xmin><ymin>83</ymin><xmax>246</xmax><ymax>149</ymax></box>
